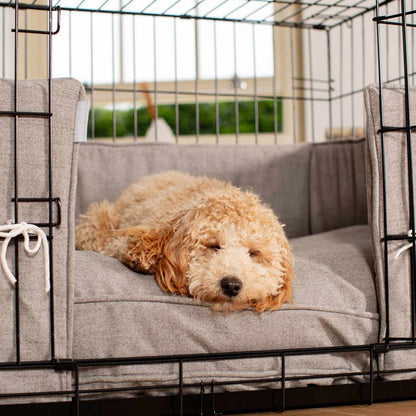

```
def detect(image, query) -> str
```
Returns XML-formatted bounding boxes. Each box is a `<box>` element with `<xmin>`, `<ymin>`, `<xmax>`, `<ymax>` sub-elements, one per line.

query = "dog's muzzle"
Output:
<box><xmin>220</xmin><ymin>276</ymin><xmax>242</xmax><ymax>297</ymax></box>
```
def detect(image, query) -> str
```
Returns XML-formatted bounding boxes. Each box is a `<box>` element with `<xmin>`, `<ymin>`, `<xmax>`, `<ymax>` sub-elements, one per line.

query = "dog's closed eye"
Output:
<box><xmin>208</xmin><ymin>244</ymin><xmax>221</xmax><ymax>251</ymax></box>
<box><xmin>249</xmin><ymin>249</ymin><xmax>260</xmax><ymax>257</ymax></box>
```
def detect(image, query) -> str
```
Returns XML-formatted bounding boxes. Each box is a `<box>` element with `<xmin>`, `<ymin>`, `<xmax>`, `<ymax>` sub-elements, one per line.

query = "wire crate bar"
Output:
<box><xmin>2</xmin><ymin>0</ymin><xmax>416</xmax><ymax>414</ymax></box>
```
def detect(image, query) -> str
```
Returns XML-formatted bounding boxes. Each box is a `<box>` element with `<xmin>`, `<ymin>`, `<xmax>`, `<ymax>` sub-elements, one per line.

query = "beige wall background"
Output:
<box><xmin>2</xmin><ymin>4</ymin><xmax>48</xmax><ymax>79</ymax></box>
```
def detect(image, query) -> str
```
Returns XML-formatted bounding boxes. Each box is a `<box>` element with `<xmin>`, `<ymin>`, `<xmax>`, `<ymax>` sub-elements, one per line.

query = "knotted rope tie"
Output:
<box><xmin>0</xmin><ymin>222</ymin><xmax>50</xmax><ymax>293</ymax></box>
<box><xmin>395</xmin><ymin>230</ymin><xmax>414</xmax><ymax>260</ymax></box>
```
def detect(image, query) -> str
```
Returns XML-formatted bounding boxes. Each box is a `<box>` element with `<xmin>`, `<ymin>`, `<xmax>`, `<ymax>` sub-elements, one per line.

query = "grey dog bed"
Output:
<box><xmin>71</xmin><ymin>138</ymin><xmax>373</xmax><ymax>395</ymax></box>
<box><xmin>73</xmin><ymin>225</ymin><xmax>376</xmax><ymax>393</ymax></box>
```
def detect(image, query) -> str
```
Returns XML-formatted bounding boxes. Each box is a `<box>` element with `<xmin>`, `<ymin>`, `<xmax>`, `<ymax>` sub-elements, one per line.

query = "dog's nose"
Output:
<box><xmin>220</xmin><ymin>276</ymin><xmax>242</xmax><ymax>297</ymax></box>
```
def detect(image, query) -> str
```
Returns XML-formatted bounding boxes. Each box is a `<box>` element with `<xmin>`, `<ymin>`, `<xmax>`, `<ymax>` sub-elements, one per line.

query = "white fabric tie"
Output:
<box><xmin>395</xmin><ymin>230</ymin><xmax>414</xmax><ymax>260</ymax></box>
<box><xmin>0</xmin><ymin>222</ymin><xmax>50</xmax><ymax>293</ymax></box>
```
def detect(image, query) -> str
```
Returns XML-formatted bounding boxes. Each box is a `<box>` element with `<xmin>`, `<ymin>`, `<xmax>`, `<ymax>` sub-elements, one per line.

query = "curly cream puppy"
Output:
<box><xmin>75</xmin><ymin>171</ymin><xmax>294</xmax><ymax>313</ymax></box>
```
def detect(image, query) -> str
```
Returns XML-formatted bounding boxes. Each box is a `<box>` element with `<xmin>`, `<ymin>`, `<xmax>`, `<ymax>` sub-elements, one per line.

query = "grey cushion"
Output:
<box><xmin>0</xmin><ymin>78</ymin><xmax>85</xmax><ymax>402</ymax></box>
<box><xmin>365</xmin><ymin>84</ymin><xmax>416</xmax><ymax>378</ymax></box>
<box><xmin>73</xmin><ymin>225</ymin><xmax>378</xmax><ymax>392</ymax></box>
<box><xmin>310</xmin><ymin>139</ymin><xmax>367</xmax><ymax>234</ymax></box>
<box><xmin>76</xmin><ymin>142</ymin><xmax>311</xmax><ymax>238</ymax></box>
<box><xmin>77</xmin><ymin>140</ymin><xmax>368</xmax><ymax>240</ymax></box>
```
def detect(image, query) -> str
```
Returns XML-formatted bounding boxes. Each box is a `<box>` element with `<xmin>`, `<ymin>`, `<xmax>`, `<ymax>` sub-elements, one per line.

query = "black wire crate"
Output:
<box><xmin>1</xmin><ymin>0</ymin><xmax>416</xmax><ymax>415</ymax></box>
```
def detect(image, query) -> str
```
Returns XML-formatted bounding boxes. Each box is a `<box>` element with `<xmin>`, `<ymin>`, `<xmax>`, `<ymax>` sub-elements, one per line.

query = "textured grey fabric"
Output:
<box><xmin>72</xmin><ymin>225</ymin><xmax>378</xmax><ymax>392</ymax></box>
<box><xmin>77</xmin><ymin>140</ymin><xmax>368</xmax><ymax>240</ymax></box>
<box><xmin>365</xmin><ymin>84</ymin><xmax>416</xmax><ymax>378</ymax></box>
<box><xmin>310</xmin><ymin>139</ymin><xmax>368</xmax><ymax>234</ymax></box>
<box><xmin>0</xmin><ymin>78</ymin><xmax>85</xmax><ymax>402</ymax></box>
<box><xmin>76</xmin><ymin>143</ymin><xmax>312</xmax><ymax>238</ymax></box>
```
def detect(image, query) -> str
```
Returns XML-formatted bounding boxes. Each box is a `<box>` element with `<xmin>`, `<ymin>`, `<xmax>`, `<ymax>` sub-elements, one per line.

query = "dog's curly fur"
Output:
<box><xmin>75</xmin><ymin>171</ymin><xmax>294</xmax><ymax>312</ymax></box>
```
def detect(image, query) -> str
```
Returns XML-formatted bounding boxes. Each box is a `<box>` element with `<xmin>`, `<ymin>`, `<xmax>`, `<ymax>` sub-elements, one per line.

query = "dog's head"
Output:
<box><xmin>116</xmin><ymin>189</ymin><xmax>294</xmax><ymax>313</ymax></box>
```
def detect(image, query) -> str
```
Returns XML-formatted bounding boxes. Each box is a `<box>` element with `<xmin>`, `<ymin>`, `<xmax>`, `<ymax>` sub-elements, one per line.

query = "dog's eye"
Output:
<box><xmin>249</xmin><ymin>250</ymin><xmax>260</xmax><ymax>257</ymax></box>
<box><xmin>208</xmin><ymin>244</ymin><xmax>221</xmax><ymax>251</ymax></box>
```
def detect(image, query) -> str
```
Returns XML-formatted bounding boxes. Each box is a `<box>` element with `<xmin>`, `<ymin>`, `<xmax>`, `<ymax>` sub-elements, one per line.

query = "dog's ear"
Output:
<box><xmin>254</xmin><ymin>238</ymin><xmax>294</xmax><ymax>313</ymax></box>
<box><xmin>115</xmin><ymin>225</ymin><xmax>190</xmax><ymax>296</ymax></box>
<box><xmin>156</xmin><ymin>227</ymin><xmax>190</xmax><ymax>296</ymax></box>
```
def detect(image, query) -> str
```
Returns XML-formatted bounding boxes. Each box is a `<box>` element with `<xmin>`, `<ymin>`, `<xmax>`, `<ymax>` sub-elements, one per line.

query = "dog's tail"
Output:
<box><xmin>75</xmin><ymin>201</ymin><xmax>119</xmax><ymax>253</ymax></box>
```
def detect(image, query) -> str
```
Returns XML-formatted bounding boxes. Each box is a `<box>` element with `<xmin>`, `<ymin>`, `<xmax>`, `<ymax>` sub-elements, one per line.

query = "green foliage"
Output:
<box><xmin>87</xmin><ymin>100</ymin><xmax>283</xmax><ymax>138</ymax></box>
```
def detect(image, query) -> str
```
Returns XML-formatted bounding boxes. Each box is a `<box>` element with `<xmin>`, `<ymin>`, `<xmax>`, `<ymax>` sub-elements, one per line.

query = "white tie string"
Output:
<box><xmin>0</xmin><ymin>222</ymin><xmax>50</xmax><ymax>293</ymax></box>
<box><xmin>395</xmin><ymin>230</ymin><xmax>414</xmax><ymax>260</ymax></box>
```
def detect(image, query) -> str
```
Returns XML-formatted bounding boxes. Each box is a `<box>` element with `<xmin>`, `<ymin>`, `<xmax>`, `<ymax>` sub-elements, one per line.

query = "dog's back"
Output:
<box><xmin>114</xmin><ymin>171</ymin><xmax>233</xmax><ymax>229</ymax></box>
<box><xmin>75</xmin><ymin>171</ymin><xmax>232</xmax><ymax>253</ymax></box>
